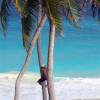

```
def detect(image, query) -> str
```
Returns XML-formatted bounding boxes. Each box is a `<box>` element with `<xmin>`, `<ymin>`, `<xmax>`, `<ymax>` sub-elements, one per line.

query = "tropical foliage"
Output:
<box><xmin>0</xmin><ymin>0</ymin><xmax>83</xmax><ymax>100</ymax></box>
<box><xmin>0</xmin><ymin>0</ymin><xmax>81</xmax><ymax>48</ymax></box>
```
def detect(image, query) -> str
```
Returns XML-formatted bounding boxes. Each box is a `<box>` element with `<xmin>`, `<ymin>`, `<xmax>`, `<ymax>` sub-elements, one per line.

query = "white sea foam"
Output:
<box><xmin>0</xmin><ymin>73</ymin><xmax>100</xmax><ymax>100</ymax></box>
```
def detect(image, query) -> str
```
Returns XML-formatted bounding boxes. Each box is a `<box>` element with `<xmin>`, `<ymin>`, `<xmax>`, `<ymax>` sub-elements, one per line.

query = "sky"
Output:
<box><xmin>0</xmin><ymin>15</ymin><xmax>100</xmax><ymax>77</ymax></box>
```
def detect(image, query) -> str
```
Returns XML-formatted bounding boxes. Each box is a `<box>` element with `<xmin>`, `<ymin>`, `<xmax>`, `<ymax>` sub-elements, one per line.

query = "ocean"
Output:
<box><xmin>0</xmin><ymin>16</ymin><xmax>100</xmax><ymax>78</ymax></box>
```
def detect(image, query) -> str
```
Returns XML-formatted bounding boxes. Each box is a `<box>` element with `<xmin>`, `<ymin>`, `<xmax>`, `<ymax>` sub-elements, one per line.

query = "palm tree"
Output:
<box><xmin>14</xmin><ymin>0</ymin><xmax>80</xmax><ymax>99</ymax></box>
<box><xmin>37</xmin><ymin>35</ymin><xmax>48</xmax><ymax>100</ymax></box>
<box><xmin>14</xmin><ymin>14</ymin><xmax>47</xmax><ymax>100</ymax></box>
<box><xmin>0</xmin><ymin>1</ymin><xmax>47</xmax><ymax>100</ymax></box>
<box><xmin>0</xmin><ymin>0</ymin><xmax>80</xmax><ymax>100</ymax></box>
<box><xmin>37</xmin><ymin>0</ymin><xmax>48</xmax><ymax>100</ymax></box>
<box><xmin>47</xmin><ymin>18</ymin><xmax>56</xmax><ymax>100</ymax></box>
<box><xmin>44</xmin><ymin>0</ymin><xmax>80</xmax><ymax>99</ymax></box>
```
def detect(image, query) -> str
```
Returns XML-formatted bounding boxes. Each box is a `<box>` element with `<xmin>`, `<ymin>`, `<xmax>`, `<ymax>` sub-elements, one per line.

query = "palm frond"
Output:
<box><xmin>63</xmin><ymin>0</ymin><xmax>81</xmax><ymax>27</ymax></box>
<box><xmin>43</xmin><ymin>0</ymin><xmax>81</xmax><ymax>35</ymax></box>
<box><xmin>14</xmin><ymin>0</ymin><xmax>24</xmax><ymax>13</ymax></box>
<box><xmin>21</xmin><ymin>0</ymin><xmax>39</xmax><ymax>50</ymax></box>
<box><xmin>97</xmin><ymin>0</ymin><xmax>100</xmax><ymax>21</ymax></box>
<box><xmin>43</xmin><ymin>0</ymin><xmax>63</xmax><ymax>35</ymax></box>
<box><xmin>22</xmin><ymin>14</ymin><xmax>34</xmax><ymax>50</ymax></box>
<box><xmin>0</xmin><ymin>0</ymin><xmax>10</xmax><ymax>34</ymax></box>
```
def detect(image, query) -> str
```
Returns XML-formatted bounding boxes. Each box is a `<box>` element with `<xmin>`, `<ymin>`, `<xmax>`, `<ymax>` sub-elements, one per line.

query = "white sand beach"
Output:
<box><xmin>0</xmin><ymin>73</ymin><xmax>100</xmax><ymax>100</ymax></box>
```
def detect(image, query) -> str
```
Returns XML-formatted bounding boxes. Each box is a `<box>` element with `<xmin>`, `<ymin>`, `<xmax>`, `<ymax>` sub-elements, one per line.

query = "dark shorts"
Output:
<box><xmin>38</xmin><ymin>77</ymin><xmax>47</xmax><ymax>84</ymax></box>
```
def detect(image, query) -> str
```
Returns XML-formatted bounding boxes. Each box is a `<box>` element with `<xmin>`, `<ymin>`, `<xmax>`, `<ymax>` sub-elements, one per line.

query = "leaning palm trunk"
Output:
<box><xmin>37</xmin><ymin>35</ymin><xmax>48</xmax><ymax>100</ymax></box>
<box><xmin>47</xmin><ymin>18</ymin><xmax>56</xmax><ymax>100</ymax></box>
<box><xmin>14</xmin><ymin>14</ymin><xmax>47</xmax><ymax>100</ymax></box>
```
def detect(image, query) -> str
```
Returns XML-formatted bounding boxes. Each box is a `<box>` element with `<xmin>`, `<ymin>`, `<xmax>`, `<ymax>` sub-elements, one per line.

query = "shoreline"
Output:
<box><xmin>1</xmin><ymin>72</ymin><xmax>100</xmax><ymax>84</ymax></box>
<box><xmin>1</xmin><ymin>71</ymin><xmax>100</xmax><ymax>78</ymax></box>
<box><xmin>0</xmin><ymin>71</ymin><xmax>100</xmax><ymax>78</ymax></box>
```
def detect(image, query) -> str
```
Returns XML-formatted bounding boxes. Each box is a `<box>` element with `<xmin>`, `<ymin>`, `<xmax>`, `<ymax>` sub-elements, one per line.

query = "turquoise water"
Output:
<box><xmin>0</xmin><ymin>16</ymin><xmax>100</xmax><ymax>77</ymax></box>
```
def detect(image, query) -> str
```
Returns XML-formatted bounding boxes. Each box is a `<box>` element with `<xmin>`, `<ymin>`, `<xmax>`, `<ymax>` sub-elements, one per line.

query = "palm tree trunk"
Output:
<box><xmin>47</xmin><ymin>18</ymin><xmax>56</xmax><ymax>100</ymax></box>
<box><xmin>14</xmin><ymin>14</ymin><xmax>47</xmax><ymax>100</ymax></box>
<box><xmin>37</xmin><ymin>35</ymin><xmax>48</xmax><ymax>100</ymax></box>
<box><xmin>37</xmin><ymin>0</ymin><xmax>48</xmax><ymax>99</ymax></box>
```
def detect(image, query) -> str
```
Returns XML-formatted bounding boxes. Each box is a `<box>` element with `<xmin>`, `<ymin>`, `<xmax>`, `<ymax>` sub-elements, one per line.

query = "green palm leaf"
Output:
<box><xmin>0</xmin><ymin>0</ymin><xmax>10</xmax><ymax>34</ymax></box>
<box><xmin>63</xmin><ymin>0</ymin><xmax>81</xmax><ymax>27</ymax></box>
<box><xmin>14</xmin><ymin>0</ymin><xmax>24</xmax><ymax>13</ymax></box>
<box><xmin>43</xmin><ymin>0</ymin><xmax>80</xmax><ymax>35</ymax></box>
<box><xmin>21</xmin><ymin>0</ymin><xmax>39</xmax><ymax>50</ymax></box>
<box><xmin>43</xmin><ymin>0</ymin><xmax>63</xmax><ymax>35</ymax></box>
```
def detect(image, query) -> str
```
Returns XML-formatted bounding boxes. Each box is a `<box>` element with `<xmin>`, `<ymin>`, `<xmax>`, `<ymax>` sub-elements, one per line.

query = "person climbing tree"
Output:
<box><xmin>38</xmin><ymin>65</ymin><xmax>48</xmax><ymax>85</ymax></box>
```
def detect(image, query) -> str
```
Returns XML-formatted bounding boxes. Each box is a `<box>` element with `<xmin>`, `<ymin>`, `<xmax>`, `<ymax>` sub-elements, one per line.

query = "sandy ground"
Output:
<box><xmin>0</xmin><ymin>73</ymin><xmax>100</xmax><ymax>100</ymax></box>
